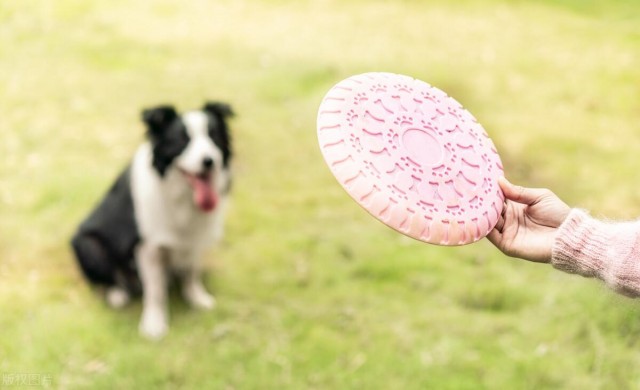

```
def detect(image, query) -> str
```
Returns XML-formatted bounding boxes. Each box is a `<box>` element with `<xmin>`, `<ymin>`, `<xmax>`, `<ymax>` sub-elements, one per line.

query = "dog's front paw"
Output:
<box><xmin>106</xmin><ymin>287</ymin><xmax>130</xmax><ymax>309</ymax></box>
<box><xmin>186</xmin><ymin>289</ymin><xmax>216</xmax><ymax>311</ymax></box>
<box><xmin>139</xmin><ymin>309</ymin><xmax>168</xmax><ymax>340</ymax></box>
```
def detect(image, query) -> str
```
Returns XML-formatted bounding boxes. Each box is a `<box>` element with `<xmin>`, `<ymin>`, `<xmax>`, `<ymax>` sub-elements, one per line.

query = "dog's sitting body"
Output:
<box><xmin>71</xmin><ymin>102</ymin><xmax>233</xmax><ymax>339</ymax></box>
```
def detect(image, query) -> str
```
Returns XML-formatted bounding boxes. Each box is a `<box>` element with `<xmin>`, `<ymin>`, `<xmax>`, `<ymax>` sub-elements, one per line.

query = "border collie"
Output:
<box><xmin>71</xmin><ymin>102</ymin><xmax>233</xmax><ymax>339</ymax></box>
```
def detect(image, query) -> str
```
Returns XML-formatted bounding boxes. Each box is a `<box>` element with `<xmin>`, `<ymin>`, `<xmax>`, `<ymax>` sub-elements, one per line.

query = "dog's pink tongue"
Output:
<box><xmin>191</xmin><ymin>176</ymin><xmax>217</xmax><ymax>212</ymax></box>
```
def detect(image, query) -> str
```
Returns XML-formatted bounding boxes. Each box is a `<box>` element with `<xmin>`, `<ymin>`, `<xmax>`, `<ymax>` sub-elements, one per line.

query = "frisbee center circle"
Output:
<box><xmin>401</xmin><ymin>129</ymin><xmax>442</xmax><ymax>166</ymax></box>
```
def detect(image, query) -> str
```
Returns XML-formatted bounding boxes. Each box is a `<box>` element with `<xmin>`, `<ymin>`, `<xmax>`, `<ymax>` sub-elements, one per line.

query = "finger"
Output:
<box><xmin>486</xmin><ymin>227</ymin><xmax>502</xmax><ymax>246</ymax></box>
<box><xmin>494</xmin><ymin>215</ymin><xmax>505</xmax><ymax>233</ymax></box>
<box><xmin>498</xmin><ymin>177</ymin><xmax>548</xmax><ymax>205</ymax></box>
<box><xmin>493</xmin><ymin>201</ymin><xmax>507</xmax><ymax>232</ymax></box>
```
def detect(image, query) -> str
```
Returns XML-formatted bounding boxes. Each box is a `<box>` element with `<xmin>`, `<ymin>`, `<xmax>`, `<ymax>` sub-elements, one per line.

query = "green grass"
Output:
<box><xmin>2</xmin><ymin>0</ymin><xmax>640</xmax><ymax>388</ymax></box>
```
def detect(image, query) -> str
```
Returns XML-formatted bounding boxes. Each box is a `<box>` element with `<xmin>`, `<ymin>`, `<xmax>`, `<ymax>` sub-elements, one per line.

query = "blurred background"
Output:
<box><xmin>1</xmin><ymin>0</ymin><xmax>639</xmax><ymax>388</ymax></box>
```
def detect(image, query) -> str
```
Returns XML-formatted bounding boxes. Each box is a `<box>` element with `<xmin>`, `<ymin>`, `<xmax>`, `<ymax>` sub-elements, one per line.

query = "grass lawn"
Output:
<box><xmin>1</xmin><ymin>0</ymin><xmax>640</xmax><ymax>388</ymax></box>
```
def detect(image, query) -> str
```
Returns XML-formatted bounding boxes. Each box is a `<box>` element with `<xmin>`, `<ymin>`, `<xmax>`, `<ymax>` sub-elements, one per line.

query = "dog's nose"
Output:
<box><xmin>202</xmin><ymin>157</ymin><xmax>214</xmax><ymax>170</ymax></box>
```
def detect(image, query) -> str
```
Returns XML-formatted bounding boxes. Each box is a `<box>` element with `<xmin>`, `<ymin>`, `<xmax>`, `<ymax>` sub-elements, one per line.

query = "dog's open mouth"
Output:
<box><xmin>182</xmin><ymin>171</ymin><xmax>217</xmax><ymax>212</ymax></box>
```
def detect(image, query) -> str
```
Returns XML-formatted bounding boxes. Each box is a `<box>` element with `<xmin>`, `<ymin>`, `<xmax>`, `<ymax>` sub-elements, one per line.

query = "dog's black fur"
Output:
<box><xmin>71</xmin><ymin>166</ymin><xmax>141</xmax><ymax>293</ymax></box>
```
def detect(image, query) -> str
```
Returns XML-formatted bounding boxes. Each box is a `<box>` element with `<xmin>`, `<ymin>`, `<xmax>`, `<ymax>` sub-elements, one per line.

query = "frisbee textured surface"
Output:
<box><xmin>317</xmin><ymin>72</ymin><xmax>504</xmax><ymax>245</ymax></box>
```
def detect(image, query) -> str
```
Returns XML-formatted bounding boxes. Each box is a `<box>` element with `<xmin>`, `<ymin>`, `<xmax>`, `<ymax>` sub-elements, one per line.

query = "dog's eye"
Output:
<box><xmin>179</xmin><ymin>127</ymin><xmax>190</xmax><ymax>143</ymax></box>
<box><xmin>209</xmin><ymin>127</ymin><xmax>224</xmax><ymax>144</ymax></box>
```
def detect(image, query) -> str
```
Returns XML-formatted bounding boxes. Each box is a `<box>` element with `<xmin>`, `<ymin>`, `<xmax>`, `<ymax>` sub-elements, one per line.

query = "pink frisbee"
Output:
<box><xmin>317</xmin><ymin>72</ymin><xmax>504</xmax><ymax>245</ymax></box>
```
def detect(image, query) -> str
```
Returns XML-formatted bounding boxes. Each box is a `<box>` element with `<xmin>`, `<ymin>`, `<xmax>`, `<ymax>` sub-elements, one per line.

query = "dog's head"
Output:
<box><xmin>142</xmin><ymin>102</ymin><xmax>233</xmax><ymax>212</ymax></box>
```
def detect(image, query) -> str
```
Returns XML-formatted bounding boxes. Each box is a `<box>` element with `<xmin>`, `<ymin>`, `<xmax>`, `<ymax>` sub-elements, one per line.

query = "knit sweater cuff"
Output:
<box><xmin>551</xmin><ymin>209</ymin><xmax>605</xmax><ymax>277</ymax></box>
<box><xmin>551</xmin><ymin>209</ymin><xmax>640</xmax><ymax>297</ymax></box>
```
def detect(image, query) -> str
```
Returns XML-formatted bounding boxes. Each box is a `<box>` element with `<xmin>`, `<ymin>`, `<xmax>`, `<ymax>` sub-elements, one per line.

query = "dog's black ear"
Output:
<box><xmin>203</xmin><ymin>102</ymin><xmax>234</xmax><ymax>119</ymax></box>
<box><xmin>142</xmin><ymin>105</ymin><xmax>178</xmax><ymax>135</ymax></box>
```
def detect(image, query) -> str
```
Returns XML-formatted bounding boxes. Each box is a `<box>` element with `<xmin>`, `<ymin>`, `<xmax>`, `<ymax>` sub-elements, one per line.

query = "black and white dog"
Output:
<box><xmin>71</xmin><ymin>102</ymin><xmax>233</xmax><ymax>339</ymax></box>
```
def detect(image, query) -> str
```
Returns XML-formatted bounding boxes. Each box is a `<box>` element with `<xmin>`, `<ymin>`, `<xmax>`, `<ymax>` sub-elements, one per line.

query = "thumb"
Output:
<box><xmin>498</xmin><ymin>177</ymin><xmax>547</xmax><ymax>205</ymax></box>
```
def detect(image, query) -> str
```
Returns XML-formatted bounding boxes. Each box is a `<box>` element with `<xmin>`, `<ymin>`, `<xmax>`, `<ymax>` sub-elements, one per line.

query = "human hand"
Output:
<box><xmin>487</xmin><ymin>177</ymin><xmax>571</xmax><ymax>263</ymax></box>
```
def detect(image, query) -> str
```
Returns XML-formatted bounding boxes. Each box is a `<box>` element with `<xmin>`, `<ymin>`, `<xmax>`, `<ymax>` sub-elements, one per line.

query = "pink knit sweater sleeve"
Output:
<box><xmin>551</xmin><ymin>209</ymin><xmax>640</xmax><ymax>297</ymax></box>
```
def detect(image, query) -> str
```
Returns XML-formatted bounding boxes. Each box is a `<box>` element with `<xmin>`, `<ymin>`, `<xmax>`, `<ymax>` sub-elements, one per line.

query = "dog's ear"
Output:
<box><xmin>141</xmin><ymin>105</ymin><xmax>178</xmax><ymax>135</ymax></box>
<box><xmin>203</xmin><ymin>102</ymin><xmax>234</xmax><ymax>119</ymax></box>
